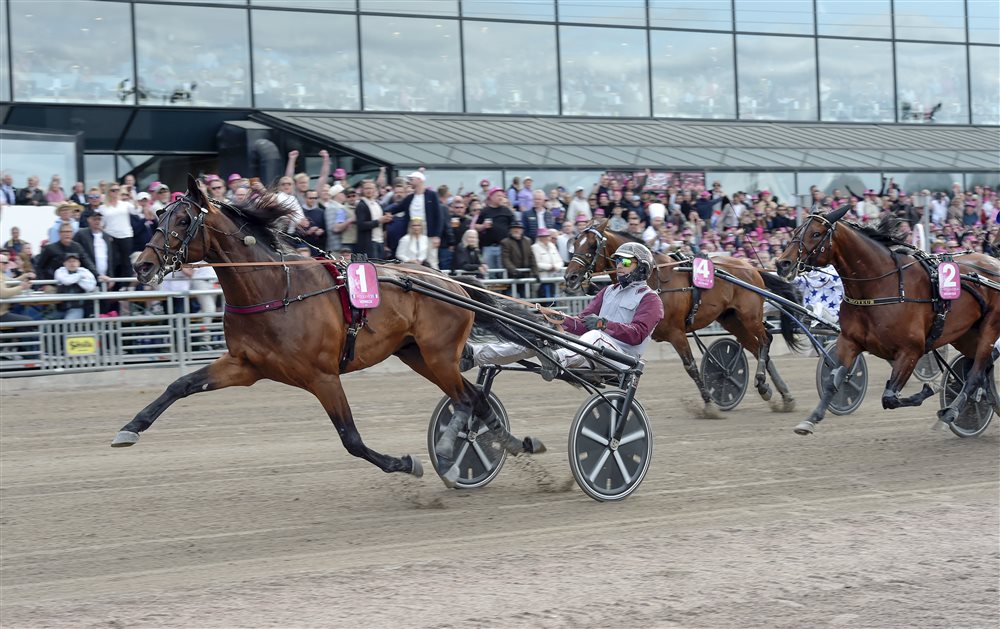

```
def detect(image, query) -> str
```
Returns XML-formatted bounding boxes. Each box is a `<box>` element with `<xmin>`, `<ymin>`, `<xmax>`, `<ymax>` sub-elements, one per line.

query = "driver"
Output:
<box><xmin>464</xmin><ymin>242</ymin><xmax>664</xmax><ymax>380</ymax></box>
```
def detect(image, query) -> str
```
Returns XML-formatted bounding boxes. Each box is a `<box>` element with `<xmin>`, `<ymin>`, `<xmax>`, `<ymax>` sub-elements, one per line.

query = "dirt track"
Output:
<box><xmin>1</xmin><ymin>354</ymin><xmax>998</xmax><ymax>628</ymax></box>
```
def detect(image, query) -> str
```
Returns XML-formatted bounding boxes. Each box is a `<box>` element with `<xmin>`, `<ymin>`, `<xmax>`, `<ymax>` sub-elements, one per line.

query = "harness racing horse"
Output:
<box><xmin>113</xmin><ymin>175</ymin><xmax>544</xmax><ymax>484</ymax></box>
<box><xmin>775</xmin><ymin>206</ymin><xmax>1000</xmax><ymax>435</ymax></box>
<box><xmin>564</xmin><ymin>220</ymin><xmax>804</xmax><ymax>413</ymax></box>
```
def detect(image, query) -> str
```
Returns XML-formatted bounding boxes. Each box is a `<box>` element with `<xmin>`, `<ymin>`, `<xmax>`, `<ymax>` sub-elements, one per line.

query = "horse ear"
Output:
<box><xmin>825</xmin><ymin>204</ymin><xmax>850</xmax><ymax>224</ymax></box>
<box><xmin>186</xmin><ymin>174</ymin><xmax>203</xmax><ymax>200</ymax></box>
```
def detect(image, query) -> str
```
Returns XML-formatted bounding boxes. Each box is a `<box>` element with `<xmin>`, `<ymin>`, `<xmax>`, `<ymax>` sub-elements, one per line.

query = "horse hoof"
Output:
<box><xmin>782</xmin><ymin>397</ymin><xmax>796</xmax><ymax>412</ymax></box>
<box><xmin>758</xmin><ymin>387</ymin><xmax>773</xmax><ymax>402</ymax></box>
<box><xmin>523</xmin><ymin>436</ymin><xmax>547</xmax><ymax>454</ymax></box>
<box><xmin>930</xmin><ymin>420</ymin><xmax>949</xmax><ymax>432</ymax></box>
<box><xmin>111</xmin><ymin>431</ymin><xmax>139</xmax><ymax>447</ymax></box>
<box><xmin>407</xmin><ymin>455</ymin><xmax>423</xmax><ymax>478</ymax></box>
<box><xmin>439</xmin><ymin>463</ymin><xmax>459</xmax><ymax>488</ymax></box>
<box><xmin>793</xmin><ymin>420</ymin><xmax>815</xmax><ymax>436</ymax></box>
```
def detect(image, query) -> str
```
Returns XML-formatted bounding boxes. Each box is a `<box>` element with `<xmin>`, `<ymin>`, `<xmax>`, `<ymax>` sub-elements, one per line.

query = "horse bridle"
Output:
<box><xmin>144</xmin><ymin>195</ymin><xmax>210</xmax><ymax>283</ymax></box>
<box><xmin>785</xmin><ymin>214</ymin><xmax>837</xmax><ymax>274</ymax></box>
<box><xmin>569</xmin><ymin>226</ymin><xmax>610</xmax><ymax>285</ymax></box>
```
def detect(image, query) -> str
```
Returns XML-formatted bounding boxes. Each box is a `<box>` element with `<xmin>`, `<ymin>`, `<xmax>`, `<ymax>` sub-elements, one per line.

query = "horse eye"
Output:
<box><xmin>811</xmin><ymin>231</ymin><xmax>821</xmax><ymax>238</ymax></box>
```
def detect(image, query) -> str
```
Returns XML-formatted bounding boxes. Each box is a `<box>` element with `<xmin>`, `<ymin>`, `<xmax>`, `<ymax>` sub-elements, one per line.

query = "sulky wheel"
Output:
<box><xmin>568</xmin><ymin>390</ymin><xmax>652</xmax><ymax>502</ymax></box>
<box><xmin>700</xmin><ymin>338</ymin><xmax>749</xmax><ymax>411</ymax></box>
<box><xmin>427</xmin><ymin>392</ymin><xmax>509</xmax><ymax>489</ymax></box>
<box><xmin>914</xmin><ymin>348</ymin><xmax>946</xmax><ymax>383</ymax></box>
<box><xmin>816</xmin><ymin>341</ymin><xmax>868</xmax><ymax>416</ymax></box>
<box><xmin>939</xmin><ymin>355</ymin><xmax>995</xmax><ymax>438</ymax></box>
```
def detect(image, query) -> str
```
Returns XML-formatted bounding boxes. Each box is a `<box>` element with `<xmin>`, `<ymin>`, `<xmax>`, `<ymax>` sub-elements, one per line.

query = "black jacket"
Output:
<box><xmin>451</xmin><ymin>245</ymin><xmax>485</xmax><ymax>277</ymax></box>
<box><xmin>72</xmin><ymin>228</ymin><xmax>116</xmax><ymax>277</ymax></box>
<box><xmin>36</xmin><ymin>241</ymin><xmax>96</xmax><ymax>280</ymax></box>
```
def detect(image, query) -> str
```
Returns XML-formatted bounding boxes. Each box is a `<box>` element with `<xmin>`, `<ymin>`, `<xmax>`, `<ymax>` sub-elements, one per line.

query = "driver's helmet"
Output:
<box><xmin>612</xmin><ymin>242</ymin><xmax>654</xmax><ymax>281</ymax></box>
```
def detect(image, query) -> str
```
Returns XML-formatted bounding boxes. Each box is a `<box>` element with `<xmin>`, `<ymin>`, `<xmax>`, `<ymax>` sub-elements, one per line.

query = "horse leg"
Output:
<box><xmin>937</xmin><ymin>347</ymin><xmax>996</xmax><ymax>427</ymax></box>
<box><xmin>794</xmin><ymin>337</ymin><xmax>862</xmax><ymax>435</ymax></box>
<box><xmin>111</xmin><ymin>355</ymin><xmax>261</xmax><ymax>446</ymax></box>
<box><xmin>310</xmin><ymin>375</ymin><xmax>422</xmax><ymax>477</ymax></box>
<box><xmin>880</xmin><ymin>349</ymin><xmax>933</xmax><ymax>410</ymax></box>
<box><xmin>667</xmin><ymin>330</ymin><xmax>714</xmax><ymax>410</ymax></box>
<box><xmin>720</xmin><ymin>312</ymin><xmax>773</xmax><ymax>402</ymax></box>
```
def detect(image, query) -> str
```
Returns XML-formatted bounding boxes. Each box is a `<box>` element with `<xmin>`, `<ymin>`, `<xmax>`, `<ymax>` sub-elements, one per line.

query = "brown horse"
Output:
<box><xmin>113</xmin><ymin>175</ymin><xmax>544</xmax><ymax>484</ymax></box>
<box><xmin>564</xmin><ymin>220</ymin><xmax>804</xmax><ymax>413</ymax></box>
<box><xmin>775</xmin><ymin>206</ymin><xmax>1000</xmax><ymax>435</ymax></box>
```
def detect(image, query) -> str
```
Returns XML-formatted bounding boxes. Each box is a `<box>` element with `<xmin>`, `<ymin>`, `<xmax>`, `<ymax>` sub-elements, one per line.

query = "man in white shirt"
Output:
<box><xmin>567</xmin><ymin>187</ymin><xmax>592</xmax><ymax>224</ymax></box>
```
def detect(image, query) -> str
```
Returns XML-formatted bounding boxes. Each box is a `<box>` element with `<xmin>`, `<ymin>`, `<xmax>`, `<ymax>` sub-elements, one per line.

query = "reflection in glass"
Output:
<box><xmin>735</xmin><ymin>0</ymin><xmax>814</xmax><ymax>36</ymax></box>
<box><xmin>136</xmin><ymin>4</ymin><xmax>250</xmax><ymax>107</ymax></box>
<box><xmin>968</xmin><ymin>0</ymin><xmax>1000</xmax><ymax>45</ymax></box>
<box><xmin>463</xmin><ymin>22</ymin><xmax>557</xmax><ymax>115</ymax></box>
<box><xmin>708</xmin><ymin>172</ymin><xmax>796</xmax><ymax>206</ymax></box>
<box><xmin>1</xmin><ymin>136</ymin><xmax>78</xmax><ymax>185</ymax></box>
<box><xmin>518</xmin><ymin>170</ymin><xmax>605</xmax><ymax>194</ymax></box>
<box><xmin>560</xmin><ymin>26</ymin><xmax>649</xmax><ymax>117</ymax></box>
<box><xmin>651</xmin><ymin>31</ymin><xmax>735</xmax><ymax>119</ymax></box>
<box><xmin>251</xmin><ymin>0</ymin><xmax>357</xmax><ymax>9</ymax></box>
<box><xmin>815</xmin><ymin>0</ymin><xmax>890</xmax><ymax>39</ymax></box>
<box><xmin>461</xmin><ymin>0</ymin><xmax>554</xmax><ymax>22</ymax></box>
<box><xmin>252</xmin><ymin>10</ymin><xmax>359</xmax><ymax>110</ymax></box>
<box><xmin>0</xmin><ymin>0</ymin><xmax>9</xmax><ymax>101</ymax></box>
<box><xmin>970</xmin><ymin>46</ymin><xmax>1000</xmax><ymax>125</ymax></box>
<box><xmin>422</xmin><ymin>170</ymin><xmax>503</xmax><ymax>197</ymax></box>
<box><xmin>737</xmin><ymin>36</ymin><xmax>816</xmax><ymax>121</ymax></box>
<box><xmin>896</xmin><ymin>43</ymin><xmax>968</xmax><ymax>124</ymax></box>
<box><xmin>359</xmin><ymin>0</ymin><xmax>457</xmax><ymax>16</ymax></box>
<box><xmin>818</xmin><ymin>39</ymin><xmax>893</xmax><ymax>122</ymax></box>
<box><xmin>361</xmin><ymin>16</ymin><xmax>461</xmax><ymax>112</ymax></box>
<box><xmin>894</xmin><ymin>0</ymin><xmax>965</xmax><ymax>43</ymax></box>
<box><xmin>649</xmin><ymin>1</ymin><xmax>732</xmax><ymax>31</ymax></box>
<box><xmin>85</xmin><ymin>154</ymin><xmax>117</xmax><ymax>187</ymax></box>
<box><xmin>557</xmin><ymin>0</ymin><xmax>645</xmax><ymax>27</ymax></box>
<box><xmin>10</xmin><ymin>0</ymin><xmax>133</xmax><ymax>104</ymax></box>
<box><xmin>798</xmin><ymin>172</ymin><xmax>883</xmax><ymax>201</ymax></box>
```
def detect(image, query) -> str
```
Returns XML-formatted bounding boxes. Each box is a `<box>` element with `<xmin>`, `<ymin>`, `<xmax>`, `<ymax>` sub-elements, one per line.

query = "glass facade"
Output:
<box><xmin>0</xmin><ymin>0</ymin><xmax>996</xmax><ymax>126</ymax></box>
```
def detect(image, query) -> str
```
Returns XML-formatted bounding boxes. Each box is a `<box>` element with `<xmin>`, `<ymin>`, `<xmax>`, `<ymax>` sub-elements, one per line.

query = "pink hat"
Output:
<box><xmin>227</xmin><ymin>173</ymin><xmax>242</xmax><ymax>182</ymax></box>
<box><xmin>334</xmin><ymin>168</ymin><xmax>347</xmax><ymax>178</ymax></box>
<box><xmin>699</xmin><ymin>191</ymin><xmax>711</xmax><ymax>199</ymax></box>
<box><xmin>487</xmin><ymin>187</ymin><xmax>504</xmax><ymax>198</ymax></box>
<box><xmin>537</xmin><ymin>227</ymin><xmax>550</xmax><ymax>236</ymax></box>
<box><xmin>760</xmin><ymin>189</ymin><xmax>771</xmax><ymax>195</ymax></box>
<box><xmin>594</xmin><ymin>208</ymin><xmax>606</xmax><ymax>216</ymax></box>
<box><xmin>149</xmin><ymin>181</ymin><xmax>163</xmax><ymax>192</ymax></box>
<box><xmin>480</xmin><ymin>179</ymin><xmax>490</xmax><ymax>186</ymax></box>
<box><xmin>204</xmin><ymin>174</ymin><xmax>220</xmax><ymax>183</ymax></box>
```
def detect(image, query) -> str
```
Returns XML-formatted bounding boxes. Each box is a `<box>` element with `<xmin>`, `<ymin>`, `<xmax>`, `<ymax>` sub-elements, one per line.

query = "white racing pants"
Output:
<box><xmin>472</xmin><ymin>330</ymin><xmax>632</xmax><ymax>371</ymax></box>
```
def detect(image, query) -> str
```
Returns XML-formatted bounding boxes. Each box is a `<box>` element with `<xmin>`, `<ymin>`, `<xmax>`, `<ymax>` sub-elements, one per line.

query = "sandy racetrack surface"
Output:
<box><xmin>2</xmin><ymin>354</ymin><xmax>998</xmax><ymax>628</ymax></box>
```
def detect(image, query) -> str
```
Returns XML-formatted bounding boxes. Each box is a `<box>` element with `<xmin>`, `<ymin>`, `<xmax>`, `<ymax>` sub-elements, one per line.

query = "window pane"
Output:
<box><xmin>361</xmin><ymin>16</ymin><xmax>461</xmax><ymax>112</ymax></box>
<box><xmin>251</xmin><ymin>0</ymin><xmax>356</xmax><ymax>9</ymax></box>
<box><xmin>735</xmin><ymin>0</ymin><xmax>814</xmax><ymax>36</ymax></box>
<box><xmin>815</xmin><ymin>0</ymin><xmax>890</xmax><ymax>39</ymax></box>
<box><xmin>896</xmin><ymin>43</ymin><xmax>968</xmax><ymax>124</ymax></box>
<box><xmin>557</xmin><ymin>0</ymin><xmax>645</xmax><ymax>27</ymax></box>
<box><xmin>135</xmin><ymin>4</ymin><xmax>251</xmax><ymax>108</ymax></box>
<box><xmin>708</xmin><ymin>172</ymin><xmax>796</xmax><ymax>207</ymax></box>
<box><xmin>894</xmin><ymin>0</ymin><xmax>965</xmax><ymax>43</ymax></box>
<box><xmin>649</xmin><ymin>1</ymin><xmax>732</xmax><ymax>31</ymax></box>
<box><xmin>151</xmin><ymin>0</ymin><xmax>246</xmax><ymax>3</ymax></box>
<box><xmin>0</xmin><ymin>0</ymin><xmax>9</xmax><ymax>101</ymax></box>
<box><xmin>252</xmin><ymin>10</ymin><xmax>359</xmax><ymax>109</ymax></box>
<box><xmin>651</xmin><ymin>31</ymin><xmax>735</xmax><ymax>119</ymax></box>
<box><xmin>461</xmin><ymin>0</ymin><xmax>554</xmax><ymax>21</ymax></box>
<box><xmin>968</xmin><ymin>0</ymin><xmax>1000</xmax><ymax>45</ymax></box>
<box><xmin>560</xmin><ymin>26</ymin><xmax>649</xmax><ymax>117</ymax></box>
<box><xmin>463</xmin><ymin>21</ymin><xmax>557</xmax><ymax>114</ymax></box>
<box><xmin>970</xmin><ymin>46</ymin><xmax>1000</xmax><ymax>125</ymax></box>
<box><xmin>737</xmin><ymin>36</ymin><xmax>816</xmax><ymax>120</ymax></box>
<box><xmin>10</xmin><ymin>0</ymin><xmax>133</xmax><ymax>104</ymax></box>
<box><xmin>818</xmin><ymin>39</ymin><xmax>893</xmax><ymax>122</ymax></box>
<box><xmin>0</xmin><ymin>134</ymin><xmax>78</xmax><ymax>187</ymax></box>
<box><xmin>85</xmin><ymin>154</ymin><xmax>116</xmax><ymax>188</ymax></box>
<box><xmin>359</xmin><ymin>0</ymin><xmax>457</xmax><ymax>16</ymax></box>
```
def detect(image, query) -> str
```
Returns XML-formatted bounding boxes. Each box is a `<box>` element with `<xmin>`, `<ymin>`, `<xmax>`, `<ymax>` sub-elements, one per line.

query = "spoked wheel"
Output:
<box><xmin>700</xmin><ymin>338</ymin><xmax>749</xmax><ymax>411</ymax></box>
<box><xmin>914</xmin><ymin>348</ymin><xmax>947</xmax><ymax>383</ymax></box>
<box><xmin>426</xmin><ymin>392</ymin><xmax>509</xmax><ymax>489</ymax></box>
<box><xmin>568</xmin><ymin>390</ymin><xmax>652</xmax><ymax>502</ymax></box>
<box><xmin>816</xmin><ymin>341</ymin><xmax>868</xmax><ymax>416</ymax></box>
<box><xmin>940</xmin><ymin>355</ymin><xmax>995</xmax><ymax>438</ymax></box>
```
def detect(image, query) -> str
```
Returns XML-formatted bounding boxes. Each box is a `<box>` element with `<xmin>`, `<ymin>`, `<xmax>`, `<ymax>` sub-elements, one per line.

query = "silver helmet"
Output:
<box><xmin>612</xmin><ymin>242</ymin><xmax>654</xmax><ymax>282</ymax></box>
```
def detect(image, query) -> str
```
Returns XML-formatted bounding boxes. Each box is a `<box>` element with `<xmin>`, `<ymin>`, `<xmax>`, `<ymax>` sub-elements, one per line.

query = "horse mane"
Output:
<box><xmin>213</xmin><ymin>191</ymin><xmax>302</xmax><ymax>253</ymax></box>
<box><xmin>608</xmin><ymin>229</ymin><xmax>644</xmax><ymax>244</ymax></box>
<box><xmin>844</xmin><ymin>215</ymin><xmax>911</xmax><ymax>249</ymax></box>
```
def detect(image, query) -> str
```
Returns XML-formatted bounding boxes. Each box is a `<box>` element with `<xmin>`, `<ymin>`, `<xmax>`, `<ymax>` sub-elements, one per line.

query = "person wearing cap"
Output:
<box><xmin>384</xmin><ymin>170</ymin><xmax>443</xmax><ymax>257</ymax></box>
<box><xmin>151</xmin><ymin>183</ymin><xmax>171</xmax><ymax>212</ymax></box>
<box><xmin>207</xmin><ymin>178</ymin><xmax>228</xmax><ymax>203</ymax></box>
<box><xmin>51</xmin><ymin>251</ymin><xmax>97</xmax><ymax>319</ymax></box>
<box><xmin>131</xmin><ymin>192</ymin><xmax>158</xmax><ymax>256</ymax></box>
<box><xmin>531</xmin><ymin>227</ymin><xmax>562</xmax><ymax>300</ymax></box>
<box><xmin>226</xmin><ymin>173</ymin><xmax>244</xmax><ymax>198</ymax></box>
<box><xmin>325</xmin><ymin>184</ymin><xmax>353</xmax><ymax>255</ymax></box>
<box><xmin>475</xmin><ymin>187</ymin><xmax>516</xmax><ymax>274</ymax></box>
<box><xmin>37</xmin><ymin>222</ymin><xmax>96</xmax><ymax>282</ymax></box>
<box><xmin>567</xmin><ymin>186</ymin><xmax>592</xmax><ymax>225</ymax></box>
<box><xmin>73</xmin><ymin>210</ymin><xmax>115</xmax><ymax>285</ymax></box>
<box><xmin>98</xmin><ymin>183</ymin><xmax>136</xmax><ymax>279</ymax></box>
<box><xmin>500</xmin><ymin>220</ymin><xmax>536</xmax><ymax>299</ymax></box>
<box><xmin>48</xmin><ymin>202</ymin><xmax>81</xmax><ymax>243</ymax></box>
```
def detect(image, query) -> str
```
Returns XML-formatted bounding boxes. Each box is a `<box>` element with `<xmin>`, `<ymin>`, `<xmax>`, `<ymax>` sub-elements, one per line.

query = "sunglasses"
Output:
<box><xmin>307</xmin><ymin>196</ymin><xmax>318</xmax><ymax>200</ymax></box>
<box><xmin>611</xmin><ymin>255</ymin><xmax>636</xmax><ymax>267</ymax></box>
<box><xmin>109</xmin><ymin>188</ymin><xmax>120</xmax><ymax>192</ymax></box>
<box><xmin>210</xmin><ymin>186</ymin><xmax>224</xmax><ymax>190</ymax></box>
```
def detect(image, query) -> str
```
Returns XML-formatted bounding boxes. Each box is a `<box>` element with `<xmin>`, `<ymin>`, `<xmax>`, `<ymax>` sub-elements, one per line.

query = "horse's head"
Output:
<box><xmin>134</xmin><ymin>174</ymin><xmax>213</xmax><ymax>285</ymax></box>
<box><xmin>775</xmin><ymin>204</ymin><xmax>850</xmax><ymax>281</ymax></box>
<box><xmin>564</xmin><ymin>220</ymin><xmax>611</xmax><ymax>291</ymax></box>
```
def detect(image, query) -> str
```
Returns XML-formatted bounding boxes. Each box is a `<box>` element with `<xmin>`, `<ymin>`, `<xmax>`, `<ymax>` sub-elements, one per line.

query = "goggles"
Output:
<box><xmin>611</xmin><ymin>255</ymin><xmax>636</xmax><ymax>267</ymax></box>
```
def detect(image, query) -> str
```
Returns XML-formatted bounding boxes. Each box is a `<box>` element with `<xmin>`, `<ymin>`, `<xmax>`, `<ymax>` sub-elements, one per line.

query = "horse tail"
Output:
<box><xmin>760</xmin><ymin>272</ymin><xmax>806</xmax><ymax>353</ymax></box>
<box><xmin>450</xmin><ymin>275</ymin><xmax>548</xmax><ymax>347</ymax></box>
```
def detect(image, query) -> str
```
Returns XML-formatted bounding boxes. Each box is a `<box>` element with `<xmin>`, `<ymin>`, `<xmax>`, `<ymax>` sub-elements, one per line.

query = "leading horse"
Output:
<box><xmin>565</xmin><ymin>220</ymin><xmax>804</xmax><ymax>413</ymax></box>
<box><xmin>113</xmin><ymin>176</ymin><xmax>544</xmax><ymax>484</ymax></box>
<box><xmin>775</xmin><ymin>205</ymin><xmax>1000</xmax><ymax>435</ymax></box>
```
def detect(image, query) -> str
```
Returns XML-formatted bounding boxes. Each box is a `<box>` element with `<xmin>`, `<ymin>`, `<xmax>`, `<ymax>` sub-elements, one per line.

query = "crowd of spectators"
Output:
<box><xmin>2</xmin><ymin>160</ymin><xmax>998</xmax><ymax>321</ymax></box>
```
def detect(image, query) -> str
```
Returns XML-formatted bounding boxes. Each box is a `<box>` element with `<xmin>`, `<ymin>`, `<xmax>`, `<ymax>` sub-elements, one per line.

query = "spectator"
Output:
<box><xmin>354</xmin><ymin>179</ymin><xmax>392</xmax><ymax>258</ymax></box>
<box><xmin>15</xmin><ymin>176</ymin><xmax>45</xmax><ymax>206</ymax></box>
<box><xmin>516</xmin><ymin>176</ymin><xmax>535</xmax><ymax>213</ymax></box>
<box><xmin>284</xmin><ymin>149</ymin><xmax>331</xmax><ymax>207</ymax></box>
<box><xmin>476</xmin><ymin>187</ymin><xmax>516</xmax><ymax>274</ymax></box>
<box><xmin>151</xmin><ymin>182</ymin><xmax>171</xmax><ymax>211</ymax></box>
<box><xmin>396</xmin><ymin>217</ymin><xmax>433</xmax><ymax>267</ymax></box>
<box><xmin>72</xmin><ymin>210</ymin><xmax>115</xmax><ymax>286</ymax></box>
<box><xmin>131</xmin><ymin>193</ymin><xmax>158</xmax><ymax>257</ymax></box>
<box><xmin>567</xmin><ymin>186</ymin><xmax>592</xmax><ymax>224</ymax></box>
<box><xmin>0</xmin><ymin>173</ymin><xmax>16</xmax><ymax>205</ymax></box>
<box><xmin>441</xmin><ymin>196</ymin><xmax>472</xmax><ymax>271</ymax></box>
<box><xmin>207</xmin><ymin>179</ymin><xmax>228</xmax><ymax>203</ymax></box>
<box><xmin>531</xmin><ymin>227</ymin><xmax>563</xmax><ymax>300</ymax></box>
<box><xmin>66</xmin><ymin>181</ymin><xmax>86</xmax><ymax>206</ymax></box>
<box><xmin>384</xmin><ymin>171</ymin><xmax>443</xmax><ymax>256</ymax></box>
<box><xmin>506</xmin><ymin>176</ymin><xmax>522</xmax><ymax>210</ymax></box>
<box><xmin>476</xmin><ymin>178</ymin><xmax>492</xmax><ymax>203</ymax></box>
<box><xmin>53</xmin><ymin>252</ymin><xmax>97</xmax><ymax>319</ymax></box>
<box><xmin>4</xmin><ymin>227</ymin><xmax>28</xmax><ymax>255</ymax></box>
<box><xmin>80</xmin><ymin>187</ymin><xmax>103</xmax><ymax>222</ymax></box>
<box><xmin>44</xmin><ymin>175</ymin><xmax>66</xmax><ymax>205</ymax></box>
<box><xmin>37</xmin><ymin>224</ymin><xmax>95</xmax><ymax>281</ymax></box>
<box><xmin>99</xmin><ymin>183</ymin><xmax>136</xmax><ymax>278</ymax></box>
<box><xmin>298</xmin><ymin>189</ymin><xmax>326</xmax><ymax>253</ymax></box>
<box><xmin>48</xmin><ymin>202</ymin><xmax>81</xmax><ymax>243</ymax></box>
<box><xmin>325</xmin><ymin>184</ymin><xmax>353</xmax><ymax>255</ymax></box>
<box><xmin>0</xmin><ymin>256</ymin><xmax>35</xmax><ymax>354</ymax></box>
<box><xmin>523</xmin><ymin>189</ymin><xmax>554</xmax><ymax>240</ymax></box>
<box><xmin>451</xmin><ymin>229</ymin><xmax>488</xmax><ymax>278</ymax></box>
<box><xmin>500</xmin><ymin>220</ymin><xmax>535</xmax><ymax>299</ymax></box>
<box><xmin>226</xmin><ymin>173</ymin><xmax>244</xmax><ymax>198</ymax></box>
<box><xmin>555</xmin><ymin>222</ymin><xmax>576</xmax><ymax>262</ymax></box>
